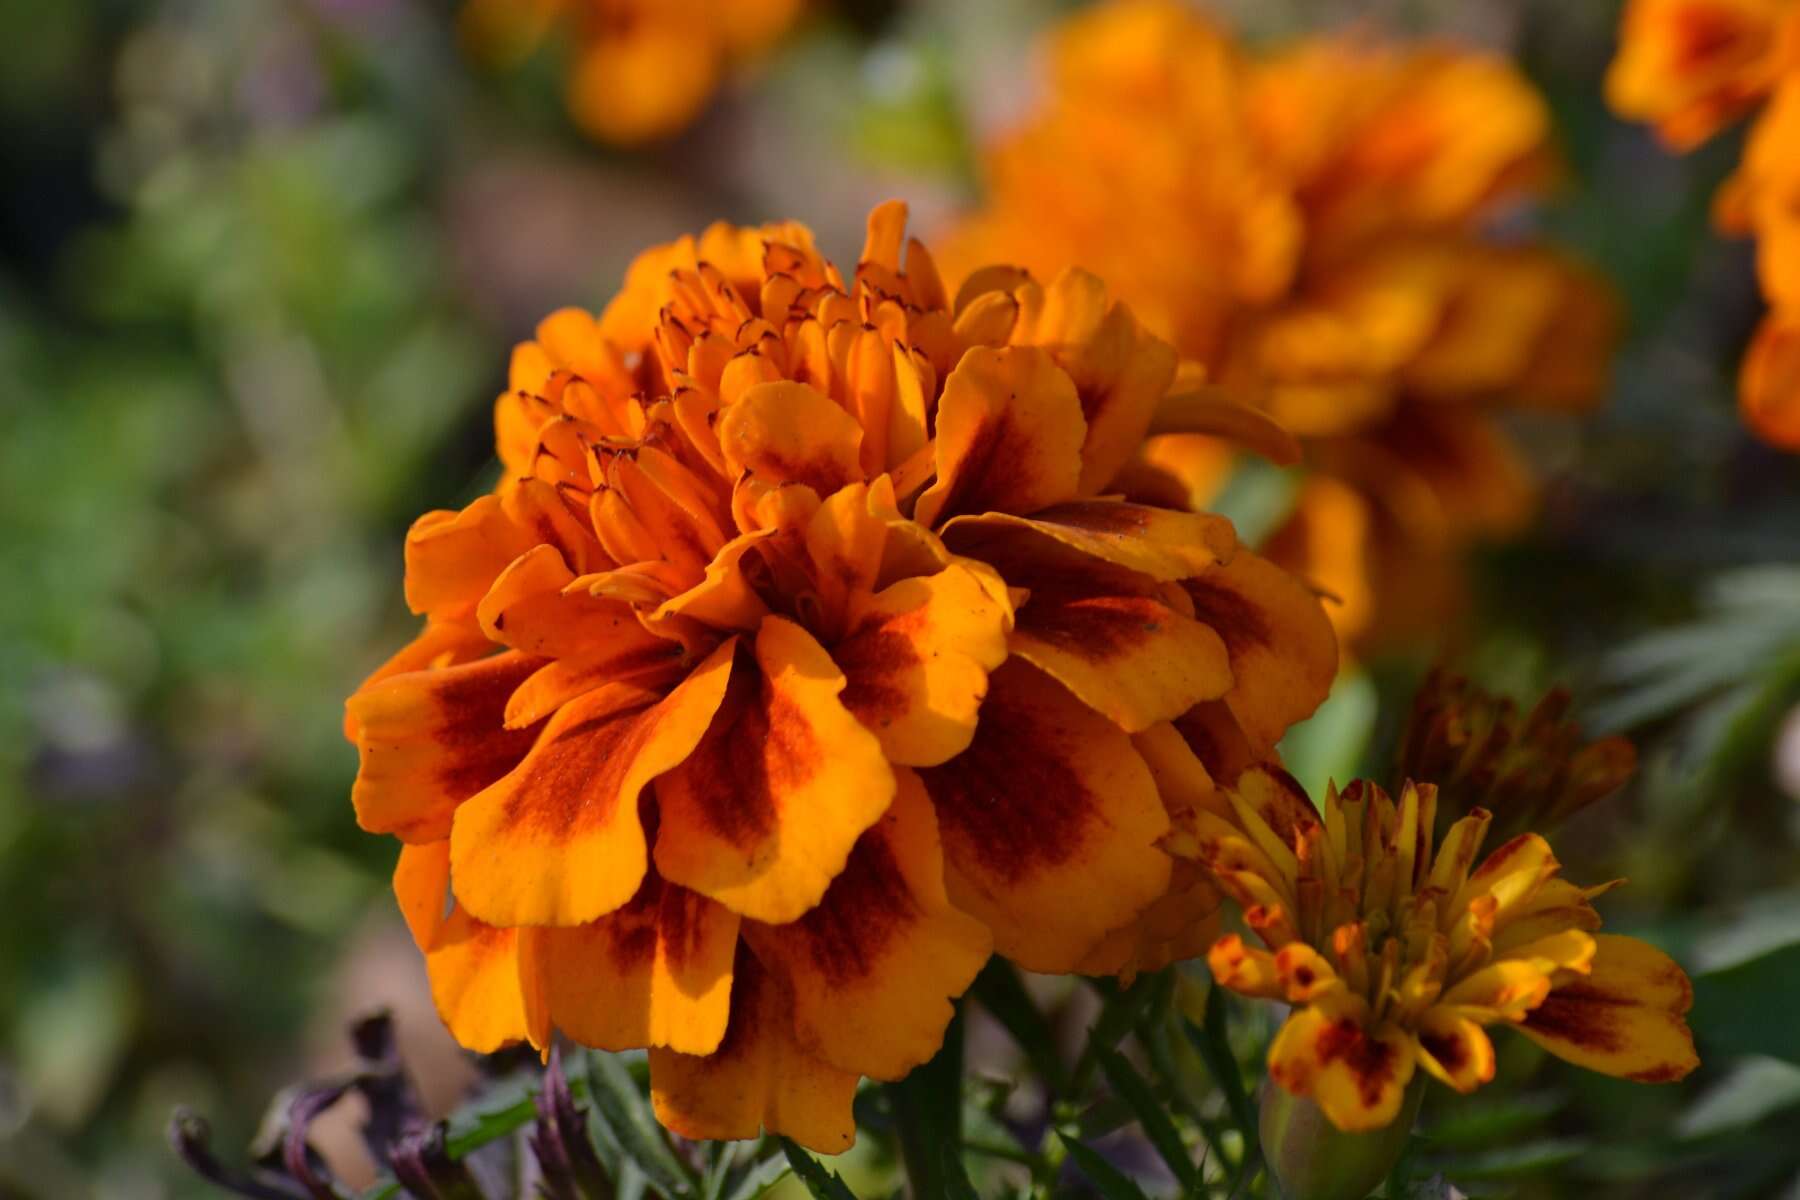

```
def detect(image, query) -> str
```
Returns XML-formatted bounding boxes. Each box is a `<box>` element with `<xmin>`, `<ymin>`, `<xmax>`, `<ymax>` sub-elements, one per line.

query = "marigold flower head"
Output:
<box><xmin>346</xmin><ymin>201</ymin><xmax>1337</xmax><ymax>1150</ymax></box>
<box><xmin>458</xmin><ymin>0</ymin><xmax>803</xmax><ymax>145</ymax></box>
<box><xmin>1397</xmin><ymin>668</ymin><xmax>1637</xmax><ymax>838</ymax></box>
<box><xmin>1179</xmin><ymin>770</ymin><xmax>1698</xmax><ymax>1133</ymax></box>
<box><xmin>942</xmin><ymin>0</ymin><xmax>1621</xmax><ymax>650</ymax></box>
<box><xmin>1610</xmin><ymin>0</ymin><xmax>1800</xmax><ymax>448</ymax></box>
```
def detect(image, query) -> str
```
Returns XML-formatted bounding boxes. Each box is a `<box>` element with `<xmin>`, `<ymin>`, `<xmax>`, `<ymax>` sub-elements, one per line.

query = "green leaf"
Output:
<box><xmin>1094</xmin><ymin>1044</ymin><xmax>1199</xmax><ymax>1192</ymax></box>
<box><xmin>720</xmin><ymin>1148</ymin><xmax>794</xmax><ymax>1200</ymax></box>
<box><xmin>586</xmin><ymin>1052</ymin><xmax>697</xmax><ymax>1198</ymax></box>
<box><xmin>780</xmin><ymin>1138</ymin><xmax>861</xmax><ymax>1200</ymax></box>
<box><xmin>1427</xmin><ymin>1138</ymin><xmax>1588</xmax><ymax>1181</ymax></box>
<box><xmin>888</xmin><ymin>1008</ymin><xmax>966</xmax><ymax>1198</ymax></box>
<box><xmin>939</xmin><ymin>1138</ymin><xmax>983</xmax><ymax>1200</ymax></box>
<box><xmin>1058</xmin><ymin>1134</ymin><xmax>1152</xmax><ymax>1200</ymax></box>
<box><xmin>1678</xmin><ymin>1057</ymin><xmax>1800</xmax><ymax>1140</ymax></box>
<box><xmin>971</xmin><ymin>958</ymin><xmax>1068</xmax><ymax>1093</ymax></box>
<box><xmin>1075</xmin><ymin>972</ymin><xmax>1172</xmax><ymax>1091</ymax></box>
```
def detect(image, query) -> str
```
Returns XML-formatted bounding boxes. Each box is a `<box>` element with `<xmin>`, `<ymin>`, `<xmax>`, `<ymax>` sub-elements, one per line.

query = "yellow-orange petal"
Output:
<box><xmin>343</xmin><ymin>618</ymin><xmax>495</xmax><ymax>742</ymax></box>
<box><xmin>833</xmin><ymin>561</ymin><xmax>1013</xmax><ymax>766</ymax></box>
<box><xmin>717</xmin><ymin>381</ymin><xmax>865</xmax><ymax>502</ymax></box>
<box><xmin>404</xmin><ymin>495</ymin><xmax>539</xmax><ymax>619</ymax></box>
<box><xmin>348</xmin><ymin>651</ymin><xmax>546</xmax><ymax>843</ymax></box>
<box><xmin>744</xmin><ymin>770</ymin><xmax>992</xmax><ymax>1080</ymax></box>
<box><xmin>914</xmin><ymin>345</ymin><xmax>1087</xmax><ymax>527</ymax></box>
<box><xmin>1438</xmin><ymin>958</ymin><xmax>1554</xmax><ymax>1019</ymax></box>
<box><xmin>1010</xmin><ymin>268</ymin><xmax>1180</xmax><ymax>496</ymax></box>
<box><xmin>395</xmin><ymin>840</ymin><xmax>451</xmax><ymax>953</ymax></box>
<box><xmin>917</xmin><ymin>660</ymin><xmax>1171</xmax><ymax>972</ymax></box>
<box><xmin>450</xmin><ymin>645</ymin><xmax>737</xmax><ymax>927</ymax></box>
<box><xmin>941</xmin><ymin>501</ymin><xmax>1236</xmax><ymax>583</ymax></box>
<box><xmin>1182</xmin><ymin>548</ymin><xmax>1338</xmax><ymax>755</ymax></box>
<box><xmin>1413</xmin><ymin>1008</ymin><xmax>1497</xmax><ymax>1093</ymax></box>
<box><xmin>424</xmin><ymin>905</ymin><xmax>530</xmax><ymax>1054</ymax></box>
<box><xmin>1208</xmin><ymin>932</ymin><xmax>1286</xmax><ymax>999</ymax></box>
<box><xmin>1518</xmin><ymin>933</ymin><xmax>1699</xmax><ymax>1083</ymax></box>
<box><xmin>1741</xmin><ymin>313</ymin><xmax>1800</xmax><ymax>451</ymax></box>
<box><xmin>655</xmin><ymin>617</ymin><xmax>898</xmax><ymax>923</ymax></box>
<box><xmin>1268</xmin><ymin>999</ymin><xmax>1417</xmax><ymax>1133</ymax></box>
<box><xmin>536</xmin><ymin>870</ymin><xmax>741</xmax><ymax>1056</ymax></box>
<box><xmin>478</xmin><ymin>544</ymin><xmax>670</xmax><ymax>661</ymax></box>
<box><xmin>564</xmin><ymin>17</ymin><xmax>722</xmax><ymax>146</ymax></box>
<box><xmin>649</xmin><ymin>943</ymin><xmax>859</xmax><ymax>1154</ymax></box>
<box><xmin>1004</xmin><ymin>559</ymin><xmax>1232</xmax><ymax>733</ymax></box>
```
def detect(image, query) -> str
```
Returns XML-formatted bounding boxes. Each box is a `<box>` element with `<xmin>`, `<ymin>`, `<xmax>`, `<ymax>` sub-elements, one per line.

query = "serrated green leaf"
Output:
<box><xmin>587</xmin><ymin>1052</ymin><xmax>697</xmax><ymax>1198</ymax></box>
<box><xmin>721</xmin><ymin>1149</ymin><xmax>793</xmax><ymax>1200</ymax></box>
<box><xmin>780</xmin><ymin>1139</ymin><xmax>860</xmax><ymax>1200</ymax></box>
<box><xmin>1059</xmin><ymin>1134</ymin><xmax>1153</xmax><ymax>1200</ymax></box>
<box><xmin>1095</xmin><ymin>1044</ymin><xmax>1199</xmax><ymax>1192</ymax></box>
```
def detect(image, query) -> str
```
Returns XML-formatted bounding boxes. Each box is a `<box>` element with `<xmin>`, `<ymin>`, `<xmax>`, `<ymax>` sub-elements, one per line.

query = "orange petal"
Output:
<box><xmin>650</xmin><ymin>943</ymin><xmax>859</xmax><ymax>1154</ymax></box>
<box><xmin>343</xmin><ymin>618</ymin><xmax>494</xmax><ymax>742</ymax></box>
<box><xmin>1518</xmin><ymin>933</ymin><xmax>1698</xmax><ymax>1083</ymax></box>
<box><xmin>1147</xmin><ymin>389</ymin><xmax>1302</xmax><ymax>465</ymax></box>
<box><xmin>917</xmin><ymin>660</ymin><xmax>1171</xmax><ymax>972</ymax></box>
<box><xmin>717</xmin><ymin>381</ymin><xmax>865</xmax><ymax>500</ymax></box>
<box><xmin>914</xmin><ymin>345</ymin><xmax>1087</xmax><ymax>527</ymax></box>
<box><xmin>404</xmin><ymin>495</ymin><xmax>538</xmax><ymax>619</ymax></box>
<box><xmin>348</xmin><ymin>651</ymin><xmax>546</xmax><ymax>843</ymax></box>
<box><xmin>1208</xmin><ymin>933</ymin><xmax>1286</xmax><ymax>999</ymax></box>
<box><xmin>477</xmin><ymin>544</ymin><xmax>672</xmax><ymax>661</ymax></box>
<box><xmin>942</xmin><ymin>500</ymin><xmax>1235</xmax><ymax>582</ymax></box>
<box><xmin>450</xmin><ymin>645</ymin><xmax>737</xmax><ymax>927</ymax></box>
<box><xmin>537</xmin><ymin>870</ymin><xmax>740</xmax><ymax>1055</ymax></box>
<box><xmin>744</xmin><ymin>770</ymin><xmax>992</xmax><ymax>1080</ymax></box>
<box><xmin>1740</xmin><ymin>313</ymin><xmax>1800</xmax><ymax>451</ymax></box>
<box><xmin>1267</xmin><ymin>999</ymin><xmax>1417</xmax><ymax>1133</ymax></box>
<box><xmin>424</xmin><ymin>905</ymin><xmax>530</xmax><ymax>1054</ymax></box>
<box><xmin>1010</xmin><ymin>269</ymin><xmax>1180</xmax><ymax>495</ymax></box>
<box><xmin>1182</xmin><ymin>548</ymin><xmax>1338</xmax><ymax>755</ymax></box>
<box><xmin>655</xmin><ymin>617</ymin><xmax>898</xmax><ymax>923</ymax></box>
<box><xmin>395</xmin><ymin>841</ymin><xmax>451</xmax><ymax>953</ymax></box>
<box><xmin>1413</xmin><ymin>1008</ymin><xmax>1497</xmax><ymax>1093</ymax></box>
<box><xmin>834</xmin><ymin>562</ymin><xmax>1013</xmax><ymax>766</ymax></box>
<box><xmin>1004</xmin><ymin>555</ymin><xmax>1232</xmax><ymax>733</ymax></box>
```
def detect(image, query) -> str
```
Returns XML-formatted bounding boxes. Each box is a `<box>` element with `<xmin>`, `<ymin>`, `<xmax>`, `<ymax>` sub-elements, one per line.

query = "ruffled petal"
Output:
<box><xmin>423</xmin><ymin>905</ymin><xmax>531</xmax><ymax>1054</ymax></box>
<box><xmin>917</xmin><ymin>660</ymin><xmax>1171</xmax><ymax>972</ymax></box>
<box><xmin>834</xmin><ymin>562</ymin><xmax>1013</xmax><ymax>766</ymax></box>
<box><xmin>395</xmin><ymin>840</ymin><xmax>451</xmax><ymax>953</ymax></box>
<box><xmin>941</xmin><ymin>501</ymin><xmax>1236</xmax><ymax>582</ymax></box>
<box><xmin>717</xmin><ymin>381</ymin><xmax>865</xmax><ymax>501</ymax></box>
<box><xmin>451</xmin><ymin>644</ymin><xmax>737</xmax><ymax>926</ymax></box>
<box><xmin>1182</xmin><ymin>548</ymin><xmax>1338</xmax><ymax>755</ymax></box>
<box><xmin>404</xmin><ymin>494</ymin><xmax>538</xmax><ymax>620</ymax></box>
<box><xmin>655</xmin><ymin>617</ymin><xmax>898</xmax><ymax>923</ymax></box>
<box><xmin>536</xmin><ymin>870</ymin><xmax>741</xmax><ymax>1056</ymax></box>
<box><xmin>343</xmin><ymin>619</ymin><xmax>494</xmax><ymax>742</ymax></box>
<box><xmin>348</xmin><ymin>651</ymin><xmax>546</xmax><ymax>843</ymax></box>
<box><xmin>1268</xmin><ymin>998</ymin><xmax>1418</xmax><ymax>1133</ymax></box>
<box><xmin>914</xmin><ymin>345</ymin><xmax>1087</xmax><ymax>527</ymax></box>
<box><xmin>744</xmin><ymin>770</ymin><xmax>992</xmax><ymax>1080</ymax></box>
<box><xmin>649</xmin><ymin>944</ymin><xmax>859</xmax><ymax>1154</ymax></box>
<box><xmin>1518</xmin><ymin>933</ymin><xmax>1699</xmax><ymax>1083</ymax></box>
<box><xmin>1413</xmin><ymin>1007</ymin><xmax>1497</xmax><ymax>1093</ymax></box>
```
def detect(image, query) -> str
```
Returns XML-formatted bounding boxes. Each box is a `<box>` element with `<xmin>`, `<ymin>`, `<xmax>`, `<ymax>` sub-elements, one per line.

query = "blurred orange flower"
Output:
<box><xmin>346</xmin><ymin>202</ymin><xmax>1336</xmax><ymax>1150</ymax></box>
<box><xmin>942</xmin><ymin>0</ymin><xmax>1620</xmax><ymax>652</ymax></box>
<box><xmin>1610</xmin><ymin>0</ymin><xmax>1800</xmax><ymax>448</ymax></box>
<box><xmin>1182</xmin><ymin>771</ymin><xmax>1698</xmax><ymax>1132</ymax></box>
<box><xmin>458</xmin><ymin>0</ymin><xmax>804</xmax><ymax>145</ymax></box>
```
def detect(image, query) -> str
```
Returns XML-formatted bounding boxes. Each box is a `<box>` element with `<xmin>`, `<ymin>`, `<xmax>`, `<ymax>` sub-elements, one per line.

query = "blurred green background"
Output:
<box><xmin>1</xmin><ymin>1</ymin><xmax>1798</xmax><ymax>1196</ymax></box>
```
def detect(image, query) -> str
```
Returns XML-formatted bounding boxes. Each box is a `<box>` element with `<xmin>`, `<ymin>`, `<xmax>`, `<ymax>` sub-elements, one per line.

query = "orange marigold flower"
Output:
<box><xmin>1176</xmin><ymin>770</ymin><xmax>1698</xmax><ymax>1134</ymax></box>
<box><xmin>941</xmin><ymin>0</ymin><xmax>1621</xmax><ymax>652</ymax></box>
<box><xmin>1610</xmin><ymin>0</ymin><xmax>1800</xmax><ymax>448</ymax></box>
<box><xmin>347</xmin><ymin>201</ymin><xmax>1337</xmax><ymax>1150</ymax></box>
<box><xmin>458</xmin><ymin>0</ymin><xmax>804</xmax><ymax>145</ymax></box>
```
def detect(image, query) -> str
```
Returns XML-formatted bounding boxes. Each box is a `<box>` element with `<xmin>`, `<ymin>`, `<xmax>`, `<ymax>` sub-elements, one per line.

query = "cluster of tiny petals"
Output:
<box><xmin>349</xmin><ymin>201</ymin><xmax>1341</xmax><ymax>1151</ymax></box>
<box><xmin>1182</xmin><ymin>770</ymin><xmax>1698</xmax><ymax>1131</ymax></box>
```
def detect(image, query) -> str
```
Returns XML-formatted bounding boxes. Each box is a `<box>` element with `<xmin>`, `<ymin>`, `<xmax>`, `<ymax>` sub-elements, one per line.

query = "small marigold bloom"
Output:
<box><xmin>458</xmin><ymin>0</ymin><xmax>803</xmax><ymax>145</ymax></box>
<box><xmin>941</xmin><ymin>0</ymin><xmax>1620</xmax><ymax>651</ymax></box>
<box><xmin>347</xmin><ymin>202</ymin><xmax>1337</xmax><ymax>1150</ymax></box>
<box><xmin>1610</xmin><ymin>0</ymin><xmax>1800</xmax><ymax>448</ymax></box>
<box><xmin>1178</xmin><ymin>771</ymin><xmax>1698</xmax><ymax>1133</ymax></box>
<box><xmin>1397</xmin><ymin>669</ymin><xmax>1638</xmax><ymax>838</ymax></box>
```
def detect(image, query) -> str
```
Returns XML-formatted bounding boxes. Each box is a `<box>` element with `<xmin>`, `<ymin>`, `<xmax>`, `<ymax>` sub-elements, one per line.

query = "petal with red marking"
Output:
<box><xmin>348</xmin><ymin>651</ymin><xmax>546</xmax><ymax>843</ymax></box>
<box><xmin>717</xmin><ymin>381</ymin><xmax>865</xmax><ymax>500</ymax></box>
<box><xmin>655</xmin><ymin>617</ymin><xmax>897</xmax><ymax>923</ymax></box>
<box><xmin>1518</xmin><ymin>933</ymin><xmax>1698</xmax><ymax>1083</ymax></box>
<box><xmin>916</xmin><ymin>660</ymin><xmax>1171</xmax><ymax>972</ymax></box>
<box><xmin>423</xmin><ymin>906</ymin><xmax>530</xmax><ymax>1054</ymax></box>
<box><xmin>450</xmin><ymin>644</ymin><xmax>736</xmax><ymax>927</ymax></box>
<box><xmin>743</xmin><ymin>771</ymin><xmax>992</xmax><ymax>1080</ymax></box>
